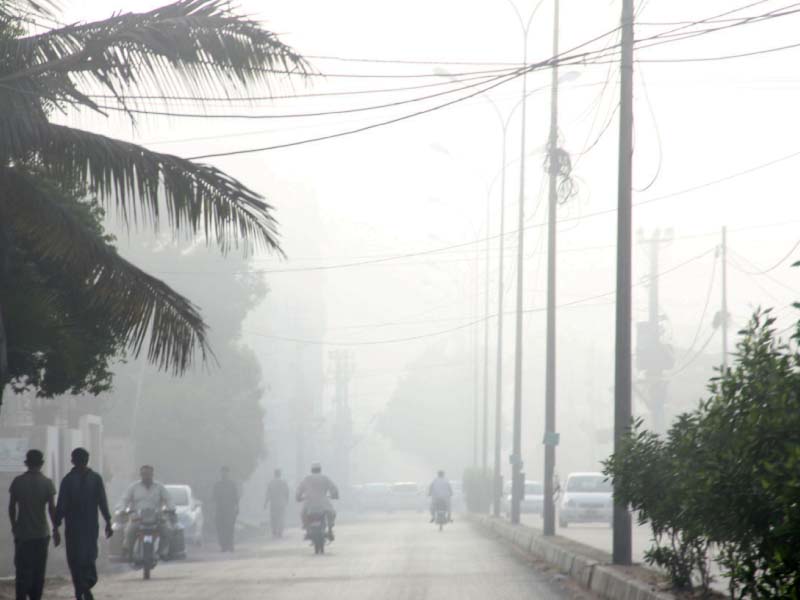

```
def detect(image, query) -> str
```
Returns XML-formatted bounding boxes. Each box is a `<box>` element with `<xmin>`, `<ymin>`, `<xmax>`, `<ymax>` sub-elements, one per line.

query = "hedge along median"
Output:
<box><xmin>471</xmin><ymin>515</ymin><xmax>674</xmax><ymax>600</ymax></box>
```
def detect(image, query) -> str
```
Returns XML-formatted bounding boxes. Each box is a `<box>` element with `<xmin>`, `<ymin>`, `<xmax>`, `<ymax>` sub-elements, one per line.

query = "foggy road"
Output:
<box><xmin>50</xmin><ymin>514</ymin><xmax>593</xmax><ymax>600</ymax></box>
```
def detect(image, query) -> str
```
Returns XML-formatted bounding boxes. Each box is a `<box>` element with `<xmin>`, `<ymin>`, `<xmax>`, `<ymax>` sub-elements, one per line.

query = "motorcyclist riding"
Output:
<box><xmin>428</xmin><ymin>470</ymin><xmax>453</xmax><ymax>523</ymax></box>
<box><xmin>296</xmin><ymin>463</ymin><xmax>339</xmax><ymax>542</ymax></box>
<box><xmin>122</xmin><ymin>465</ymin><xmax>176</xmax><ymax>559</ymax></box>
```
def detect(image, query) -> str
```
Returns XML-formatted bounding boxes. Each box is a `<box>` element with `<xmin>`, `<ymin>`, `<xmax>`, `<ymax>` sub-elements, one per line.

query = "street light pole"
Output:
<box><xmin>543</xmin><ymin>0</ymin><xmax>560</xmax><ymax>538</ymax></box>
<box><xmin>508</xmin><ymin>0</ymin><xmax>544</xmax><ymax>526</ymax></box>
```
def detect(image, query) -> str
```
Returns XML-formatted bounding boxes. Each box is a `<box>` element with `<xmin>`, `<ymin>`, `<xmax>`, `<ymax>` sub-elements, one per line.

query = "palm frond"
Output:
<box><xmin>7</xmin><ymin>122</ymin><xmax>282</xmax><ymax>255</ymax></box>
<box><xmin>0</xmin><ymin>0</ymin><xmax>308</xmax><ymax>114</ymax></box>
<box><xmin>0</xmin><ymin>0</ymin><xmax>54</xmax><ymax>23</ymax></box>
<box><xmin>1</xmin><ymin>167</ymin><xmax>210</xmax><ymax>374</ymax></box>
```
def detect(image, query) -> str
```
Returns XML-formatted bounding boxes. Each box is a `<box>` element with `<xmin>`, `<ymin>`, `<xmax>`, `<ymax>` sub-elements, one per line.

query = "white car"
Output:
<box><xmin>558</xmin><ymin>472</ymin><xmax>613</xmax><ymax>528</ymax></box>
<box><xmin>166</xmin><ymin>484</ymin><xmax>204</xmax><ymax>546</ymax></box>
<box><xmin>502</xmin><ymin>480</ymin><xmax>545</xmax><ymax>515</ymax></box>
<box><xmin>387</xmin><ymin>482</ymin><xmax>426</xmax><ymax>512</ymax></box>
<box><xmin>354</xmin><ymin>482</ymin><xmax>392</xmax><ymax>512</ymax></box>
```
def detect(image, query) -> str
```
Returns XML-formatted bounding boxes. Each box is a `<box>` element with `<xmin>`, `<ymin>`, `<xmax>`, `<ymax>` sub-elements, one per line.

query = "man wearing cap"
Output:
<box><xmin>8</xmin><ymin>449</ymin><xmax>59</xmax><ymax>600</ymax></box>
<box><xmin>295</xmin><ymin>463</ymin><xmax>339</xmax><ymax>541</ymax></box>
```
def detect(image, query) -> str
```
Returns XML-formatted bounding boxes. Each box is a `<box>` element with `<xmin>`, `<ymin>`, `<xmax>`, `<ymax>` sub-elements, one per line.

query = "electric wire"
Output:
<box><xmin>676</xmin><ymin>251</ymin><xmax>718</xmax><ymax>362</ymax></box>
<box><xmin>633</xmin><ymin>66</ymin><xmax>663</xmax><ymax>192</ymax></box>
<box><xmin>733</xmin><ymin>237</ymin><xmax>800</xmax><ymax>274</ymax></box>
<box><xmin>241</xmin><ymin>248</ymin><xmax>714</xmax><ymax>346</ymax></box>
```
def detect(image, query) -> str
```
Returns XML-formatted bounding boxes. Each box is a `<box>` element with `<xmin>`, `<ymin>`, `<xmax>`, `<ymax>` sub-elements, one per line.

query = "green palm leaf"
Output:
<box><xmin>2</xmin><ymin>167</ymin><xmax>209</xmax><ymax>374</ymax></box>
<box><xmin>1</xmin><ymin>0</ymin><xmax>308</xmax><ymax>114</ymax></box>
<box><xmin>0</xmin><ymin>0</ymin><xmax>306</xmax><ymax>382</ymax></box>
<box><xmin>8</xmin><ymin>122</ymin><xmax>282</xmax><ymax>254</ymax></box>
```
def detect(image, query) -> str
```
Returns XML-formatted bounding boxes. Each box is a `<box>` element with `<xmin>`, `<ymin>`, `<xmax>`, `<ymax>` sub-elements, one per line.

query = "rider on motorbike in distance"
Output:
<box><xmin>296</xmin><ymin>463</ymin><xmax>339</xmax><ymax>541</ymax></box>
<box><xmin>122</xmin><ymin>465</ymin><xmax>176</xmax><ymax>559</ymax></box>
<box><xmin>428</xmin><ymin>470</ymin><xmax>453</xmax><ymax>523</ymax></box>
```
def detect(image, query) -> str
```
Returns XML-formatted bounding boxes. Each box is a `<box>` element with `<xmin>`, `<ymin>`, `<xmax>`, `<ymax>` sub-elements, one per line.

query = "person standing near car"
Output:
<box><xmin>264</xmin><ymin>469</ymin><xmax>290</xmax><ymax>538</ymax></box>
<box><xmin>213</xmin><ymin>467</ymin><xmax>238</xmax><ymax>552</ymax></box>
<box><xmin>8</xmin><ymin>449</ymin><xmax>59</xmax><ymax>600</ymax></box>
<box><xmin>54</xmin><ymin>448</ymin><xmax>113</xmax><ymax>600</ymax></box>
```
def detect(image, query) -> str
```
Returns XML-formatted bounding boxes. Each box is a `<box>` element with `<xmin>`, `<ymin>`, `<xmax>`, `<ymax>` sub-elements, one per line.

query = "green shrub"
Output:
<box><xmin>462</xmin><ymin>468</ymin><xmax>492</xmax><ymax>514</ymax></box>
<box><xmin>606</xmin><ymin>308</ymin><xmax>800</xmax><ymax>598</ymax></box>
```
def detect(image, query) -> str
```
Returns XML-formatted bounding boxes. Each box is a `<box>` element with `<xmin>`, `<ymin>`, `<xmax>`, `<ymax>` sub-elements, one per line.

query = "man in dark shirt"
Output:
<box><xmin>54</xmin><ymin>448</ymin><xmax>113</xmax><ymax>600</ymax></box>
<box><xmin>8</xmin><ymin>449</ymin><xmax>59</xmax><ymax>600</ymax></box>
<box><xmin>213</xmin><ymin>466</ymin><xmax>239</xmax><ymax>552</ymax></box>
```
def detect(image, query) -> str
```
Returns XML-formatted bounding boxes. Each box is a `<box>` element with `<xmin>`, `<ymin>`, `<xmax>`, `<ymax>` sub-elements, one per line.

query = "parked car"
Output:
<box><xmin>501</xmin><ymin>480</ymin><xmax>545</xmax><ymax>515</ymax></box>
<box><xmin>558</xmin><ymin>472</ymin><xmax>612</xmax><ymax>528</ymax></box>
<box><xmin>165</xmin><ymin>484</ymin><xmax>204</xmax><ymax>546</ymax></box>
<box><xmin>387</xmin><ymin>482</ymin><xmax>425</xmax><ymax>512</ymax></box>
<box><xmin>354</xmin><ymin>482</ymin><xmax>392</xmax><ymax>512</ymax></box>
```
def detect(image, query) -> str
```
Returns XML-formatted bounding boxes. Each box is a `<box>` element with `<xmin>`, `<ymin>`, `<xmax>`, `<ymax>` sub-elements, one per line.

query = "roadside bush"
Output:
<box><xmin>462</xmin><ymin>468</ymin><xmax>492</xmax><ymax>514</ymax></box>
<box><xmin>604</xmin><ymin>416</ymin><xmax>712</xmax><ymax>592</ymax></box>
<box><xmin>605</xmin><ymin>307</ymin><xmax>800</xmax><ymax>598</ymax></box>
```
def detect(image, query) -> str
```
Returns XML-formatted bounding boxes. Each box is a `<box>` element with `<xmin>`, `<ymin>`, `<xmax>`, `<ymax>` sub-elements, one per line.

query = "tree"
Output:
<box><xmin>0</xmin><ymin>0</ymin><xmax>306</xmax><ymax>406</ymax></box>
<box><xmin>102</xmin><ymin>231</ymin><xmax>267</xmax><ymax>502</ymax></box>
<box><xmin>379</xmin><ymin>340</ymin><xmax>474</xmax><ymax>476</ymax></box>
<box><xmin>5</xmin><ymin>188</ymin><xmax>123</xmax><ymax>401</ymax></box>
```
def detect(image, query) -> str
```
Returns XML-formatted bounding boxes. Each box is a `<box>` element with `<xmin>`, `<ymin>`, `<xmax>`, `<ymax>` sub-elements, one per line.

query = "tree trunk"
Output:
<box><xmin>0</xmin><ymin>203</ymin><xmax>10</xmax><ymax>412</ymax></box>
<box><xmin>0</xmin><ymin>305</ymin><xmax>6</xmax><ymax>410</ymax></box>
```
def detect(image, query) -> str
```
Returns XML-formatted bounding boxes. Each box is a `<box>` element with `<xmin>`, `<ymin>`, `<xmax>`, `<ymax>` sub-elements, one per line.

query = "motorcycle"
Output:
<box><xmin>133</xmin><ymin>508</ymin><xmax>163</xmax><ymax>580</ymax></box>
<box><xmin>433</xmin><ymin>498</ymin><xmax>449</xmax><ymax>532</ymax></box>
<box><xmin>306</xmin><ymin>512</ymin><xmax>328</xmax><ymax>555</ymax></box>
<box><xmin>108</xmin><ymin>507</ymin><xmax>186</xmax><ymax>578</ymax></box>
<box><xmin>299</xmin><ymin>488</ymin><xmax>339</xmax><ymax>555</ymax></box>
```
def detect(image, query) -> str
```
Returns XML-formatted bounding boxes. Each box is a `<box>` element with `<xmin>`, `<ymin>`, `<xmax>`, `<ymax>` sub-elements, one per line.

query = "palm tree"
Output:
<box><xmin>0</xmin><ymin>0</ymin><xmax>307</xmax><ymax>407</ymax></box>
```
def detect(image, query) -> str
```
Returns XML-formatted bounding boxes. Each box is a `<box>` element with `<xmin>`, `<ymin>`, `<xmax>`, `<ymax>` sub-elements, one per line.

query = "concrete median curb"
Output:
<box><xmin>469</xmin><ymin>515</ymin><xmax>674</xmax><ymax>600</ymax></box>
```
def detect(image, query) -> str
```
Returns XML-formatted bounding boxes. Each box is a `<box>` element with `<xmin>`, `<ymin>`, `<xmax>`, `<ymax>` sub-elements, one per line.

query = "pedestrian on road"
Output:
<box><xmin>264</xmin><ymin>469</ymin><xmax>290</xmax><ymax>538</ymax></box>
<box><xmin>213</xmin><ymin>466</ymin><xmax>239</xmax><ymax>552</ymax></box>
<box><xmin>8</xmin><ymin>449</ymin><xmax>59</xmax><ymax>600</ymax></box>
<box><xmin>54</xmin><ymin>447</ymin><xmax>113</xmax><ymax>600</ymax></box>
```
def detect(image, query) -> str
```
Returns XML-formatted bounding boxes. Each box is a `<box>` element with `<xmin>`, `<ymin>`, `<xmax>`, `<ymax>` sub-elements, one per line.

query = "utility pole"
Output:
<box><xmin>510</xmin><ymin>29</ymin><xmax>531</xmax><ymax>528</ymax></box>
<box><xmin>473</xmin><ymin>248</ymin><xmax>480</xmax><ymax>468</ymax></box>
<box><xmin>542</xmin><ymin>0</ymin><xmax>560</xmax><ymax>538</ymax></box>
<box><xmin>613</xmin><ymin>0</ymin><xmax>634</xmax><ymax>566</ymax></box>
<box><xmin>330</xmin><ymin>350</ymin><xmax>354</xmax><ymax>493</ymax></box>
<box><xmin>493</xmin><ymin>140</ymin><xmax>508</xmax><ymax>518</ymax></box>
<box><xmin>721</xmin><ymin>226</ymin><xmax>729</xmax><ymax>370</ymax></box>
<box><xmin>636</xmin><ymin>230</ymin><xmax>674</xmax><ymax>435</ymax></box>
<box><xmin>483</xmin><ymin>194</ymin><xmax>491</xmax><ymax>475</ymax></box>
<box><xmin>293</xmin><ymin>344</ymin><xmax>306</xmax><ymax>485</ymax></box>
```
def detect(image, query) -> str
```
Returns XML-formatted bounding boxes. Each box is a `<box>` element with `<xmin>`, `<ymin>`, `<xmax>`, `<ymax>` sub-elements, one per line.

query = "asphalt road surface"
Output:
<box><xmin>46</xmin><ymin>514</ymin><xmax>596</xmax><ymax>600</ymax></box>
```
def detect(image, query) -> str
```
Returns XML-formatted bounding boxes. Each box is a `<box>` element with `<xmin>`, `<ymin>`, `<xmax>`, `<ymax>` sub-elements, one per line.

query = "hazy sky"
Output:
<box><xmin>55</xmin><ymin>0</ymin><xmax>800</xmax><ymax>478</ymax></box>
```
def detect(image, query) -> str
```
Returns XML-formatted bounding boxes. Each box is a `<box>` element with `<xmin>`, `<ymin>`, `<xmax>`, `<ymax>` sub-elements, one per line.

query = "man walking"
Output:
<box><xmin>8</xmin><ymin>449</ymin><xmax>59</xmax><ymax>600</ymax></box>
<box><xmin>213</xmin><ymin>467</ymin><xmax>238</xmax><ymax>552</ymax></box>
<box><xmin>54</xmin><ymin>448</ymin><xmax>112</xmax><ymax>600</ymax></box>
<box><xmin>264</xmin><ymin>469</ymin><xmax>290</xmax><ymax>538</ymax></box>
